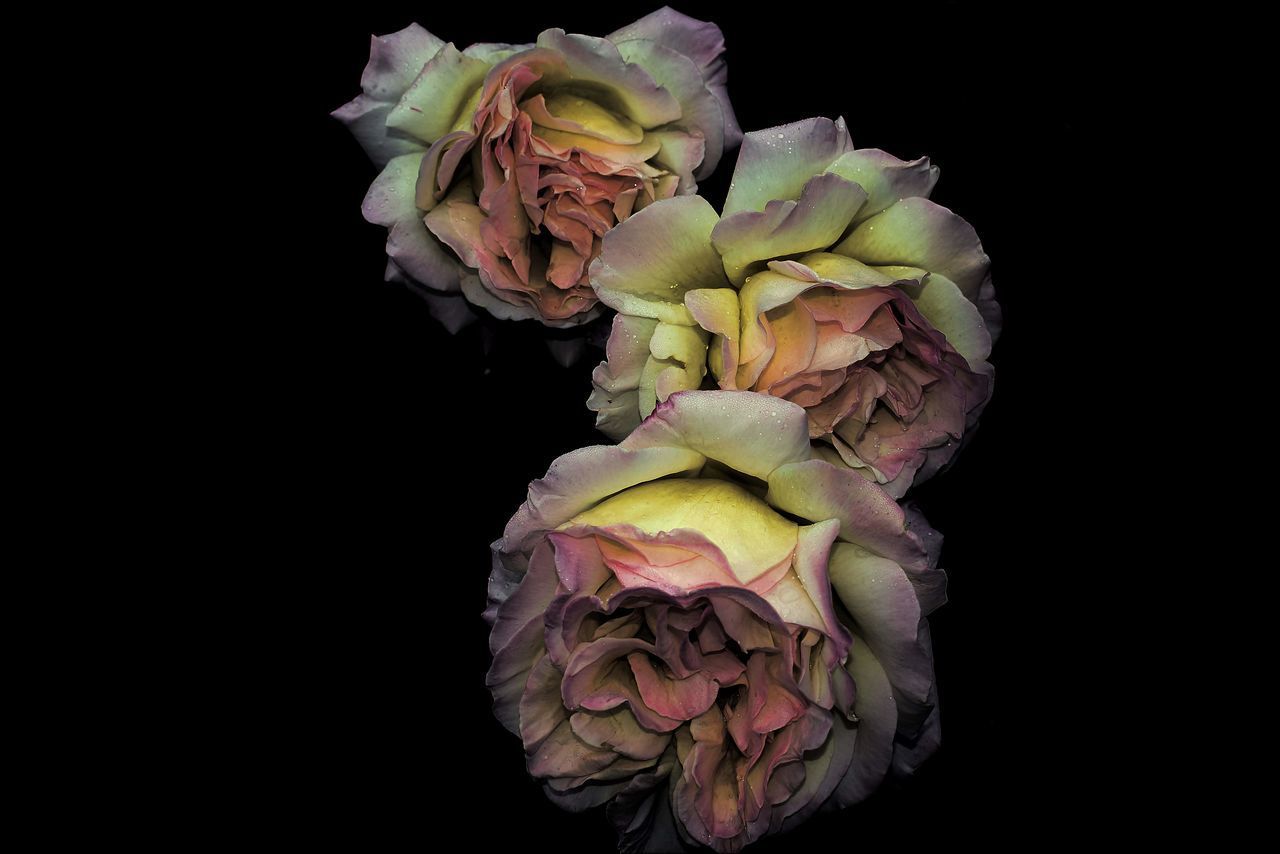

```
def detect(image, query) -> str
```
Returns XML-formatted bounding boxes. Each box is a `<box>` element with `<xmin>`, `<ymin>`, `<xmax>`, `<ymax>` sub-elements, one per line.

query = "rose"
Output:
<box><xmin>587</xmin><ymin>117</ymin><xmax>999</xmax><ymax>496</ymax></box>
<box><xmin>334</xmin><ymin>7</ymin><xmax>741</xmax><ymax>327</ymax></box>
<box><xmin>486</xmin><ymin>390</ymin><xmax>944</xmax><ymax>851</ymax></box>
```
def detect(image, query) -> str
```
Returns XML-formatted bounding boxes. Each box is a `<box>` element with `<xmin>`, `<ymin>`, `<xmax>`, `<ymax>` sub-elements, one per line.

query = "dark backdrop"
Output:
<box><xmin>279</xmin><ymin>2</ymin><xmax>1095</xmax><ymax>847</ymax></box>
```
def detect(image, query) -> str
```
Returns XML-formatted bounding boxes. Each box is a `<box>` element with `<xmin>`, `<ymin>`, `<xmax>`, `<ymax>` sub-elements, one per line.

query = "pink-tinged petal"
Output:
<box><xmin>521</xmin><ymin>92</ymin><xmax>644</xmax><ymax>143</ymax></box>
<box><xmin>590</xmin><ymin>526</ymin><xmax>741</xmax><ymax>595</ymax></box>
<box><xmin>489</xmin><ymin>540</ymin><xmax>560</xmax><ymax>655</ymax></box>
<box><xmin>500</xmin><ymin>444</ymin><xmax>705</xmax><ymax>556</ymax></box>
<box><xmin>765</xmin><ymin>459</ymin><xmax>929</xmax><ymax>571</ymax></box>
<box><xmin>900</xmin><ymin>272</ymin><xmax>994</xmax><ymax>371</ymax></box>
<box><xmin>744</xmin><ymin>651</ymin><xmax>808</xmax><ymax>733</ymax></box>
<box><xmin>629</xmin><ymin>653</ymin><xmax>720</xmax><ymax>720</ymax></box>
<box><xmin>622</xmin><ymin>390</ymin><xmax>812</xmax><ymax>482</ymax></box>
<box><xmin>588</xmin><ymin>314</ymin><xmax>661</xmax><ymax>441</ymax></box>
<box><xmin>570</xmin><ymin>707</ymin><xmax>672</xmax><ymax>761</ymax></box>
<box><xmin>615</xmin><ymin>39</ymin><xmax>723</xmax><ymax>180</ymax></box>
<box><xmin>833</xmin><ymin>197</ymin><xmax>991</xmax><ymax>299</ymax></box>
<box><xmin>331</xmin><ymin>95</ymin><xmax>426</xmax><ymax>167</ymax></box>
<box><xmin>386</xmin><ymin>43</ymin><xmax>492</xmax><ymax>144</ymax></box>
<box><xmin>773</xmin><ymin>252</ymin><xmax>911</xmax><ymax>290</ymax></box>
<box><xmin>735</xmin><ymin>270</ymin><xmax>816</xmax><ymax>373</ymax></box>
<box><xmin>800</xmin><ymin>284</ymin><xmax>897</xmax><ymax>334</ymax></box>
<box><xmin>534</xmin><ymin>29</ymin><xmax>682</xmax><ymax>129</ymax></box>
<box><xmin>722</xmin><ymin>117</ymin><xmax>853</xmax><ymax>217</ymax></box>
<box><xmin>712</xmin><ymin>172</ymin><xmax>869</xmax><ymax>285</ymax></box>
<box><xmin>825</xmin><ymin>148</ymin><xmax>940</xmax><ymax>222</ymax></box>
<box><xmin>791</xmin><ymin>519</ymin><xmax>852</xmax><ymax>658</ymax></box>
<box><xmin>520</xmin><ymin>654</ymin><xmax>568</xmax><ymax>753</ymax></box>
<box><xmin>827</xmin><ymin>541</ymin><xmax>934</xmax><ymax>731</ymax></box>
<box><xmin>591</xmin><ymin>195</ymin><xmax>728</xmax><ymax>324</ymax></box>
<box><xmin>545</xmin><ymin>530</ymin><xmax>612</xmax><ymax>595</ymax></box>
<box><xmin>358</xmin><ymin>23</ymin><xmax>445</xmax><ymax>101</ymax></box>
<box><xmin>829</xmin><ymin>630</ymin><xmax>897</xmax><ymax>808</ymax></box>
<box><xmin>753</xmin><ymin>299</ymin><xmax>818</xmax><ymax>391</ymax></box>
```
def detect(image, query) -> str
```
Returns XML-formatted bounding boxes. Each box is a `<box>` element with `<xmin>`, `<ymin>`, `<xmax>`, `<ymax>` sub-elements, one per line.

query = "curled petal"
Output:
<box><xmin>386</xmin><ymin>43</ymin><xmax>492</xmax><ymax>144</ymax></box>
<box><xmin>900</xmin><ymin>273</ymin><xmax>994</xmax><ymax>371</ymax></box>
<box><xmin>589</xmin><ymin>314</ymin><xmax>661</xmax><ymax>441</ymax></box>
<box><xmin>534</xmin><ymin>29</ymin><xmax>682</xmax><ymax>128</ymax></box>
<box><xmin>825</xmin><ymin>148</ymin><xmax>939</xmax><ymax>223</ymax></box>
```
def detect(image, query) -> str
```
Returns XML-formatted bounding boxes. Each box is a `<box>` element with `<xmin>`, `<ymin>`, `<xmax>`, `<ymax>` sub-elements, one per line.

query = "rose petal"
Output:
<box><xmin>833</xmin><ymin>197</ymin><xmax>991</xmax><ymax>299</ymax></box>
<box><xmin>591</xmin><ymin>195</ymin><xmax>729</xmax><ymax>324</ymax></box>
<box><xmin>824</xmin><ymin>148</ymin><xmax>939</xmax><ymax>223</ymax></box>
<box><xmin>386</xmin><ymin>43</ymin><xmax>492</xmax><ymax>144</ymax></box>
<box><xmin>534</xmin><ymin>29</ymin><xmax>682</xmax><ymax>128</ymax></box>
<box><xmin>722</xmin><ymin>117</ymin><xmax>853</xmax><ymax>217</ymax></box>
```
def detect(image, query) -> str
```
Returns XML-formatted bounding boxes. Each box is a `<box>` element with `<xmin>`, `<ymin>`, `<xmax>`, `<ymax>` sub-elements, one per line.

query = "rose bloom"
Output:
<box><xmin>487</xmin><ymin>391</ymin><xmax>944</xmax><ymax>851</ymax></box>
<box><xmin>588</xmin><ymin>117</ymin><xmax>998</xmax><ymax>496</ymax></box>
<box><xmin>333</xmin><ymin>7</ymin><xmax>741</xmax><ymax>327</ymax></box>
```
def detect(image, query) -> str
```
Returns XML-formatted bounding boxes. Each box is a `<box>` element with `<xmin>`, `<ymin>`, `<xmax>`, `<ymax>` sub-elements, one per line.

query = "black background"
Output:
<box><xmin>278</xmin><ymin>2</ymin><xmax>1099</xmax><ymax>847</ymax></box>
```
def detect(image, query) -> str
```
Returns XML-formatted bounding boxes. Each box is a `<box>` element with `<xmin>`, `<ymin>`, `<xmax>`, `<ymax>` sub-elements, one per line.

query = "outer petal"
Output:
<box><xmin>589</xmin><ymin>314</ymin><xmax>661</xmax><ymax>441</ymax></box>
<box><xmin>386</xmin><ymin>43</ymin><xmax>492</xmax><ymax>144</ymax></box>
<box><xmin>622</xmin><ymin>390</ymin><xmax>812</xmax><ymax>482</ymax></box>
<box><xmin>606</xmin><ymin>6</ymin><xmax>741</xmax><ymax>148</ymax></box>
<box><xmin>331</xmin><ymin>95</ymin><xmax>426</xmax><ymax>167</ymax></box>
<box><xmin>765</xmin><ymin>459</ymin><xmax>928</xmax><ymax>570</ymax></box>
<box><xmin>824</xmin><ymin>149</ymin><xmax>939</xmax><ymax>223</ymax></box>
<box><xmin>590</xmin><ymin>195</ymin><xmax>729</xmax><ymax>324</ymax></box>
<box><xmin>362</xmin><ymin>152</ymin><xmax>464</xmax><ymax>292</ymax></box>
<box><xmin>359</xmin><ymin>23</ymin><xmax>445</xmax><ymax>100</ymax></box>
<box><xmin>900</xmin><ymin>273</ymin><xmax>994</xmax><ymax>371</ymax></box>
<box><xmin>535</xmin><ymin>29</ymin><xmax>682</xmax><ymax>128</ymax></box>
<box><xmin>833</xmin><ymin>197</ymin><xmax>991</xmax><ymax>299</ymax></box>
<box><xmin>722</xmin><ymin>117</ymin><xmax>853</xmax><ymax>217</ymax></box>
<box><xmin>828</xmin><ymin>629</ymin><xmax>897</xmax><ymax>807</ymax></box>
<box><xmin>827</xmin><ymin>541</ymin><xmax>935</xmax><ymax>733</ymax></box>
<box><xmin>501</xmin><ymin>445</ymin><xmax>706</xmax><ymax>556</ymax></box>
<box><xmin>712</xmin><ymin>172</ymin><xmax>869</xmax><ymax>285</ymax></box>
<box><xmin>615</xmin><ymin>39</ymin><xmax>725</xmax><ymax>180</ymax></box>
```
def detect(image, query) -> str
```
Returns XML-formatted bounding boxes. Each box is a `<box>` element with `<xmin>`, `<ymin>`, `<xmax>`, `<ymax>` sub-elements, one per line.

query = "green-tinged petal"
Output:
<box><xmin>770</xmin><ymin>252</ymin><xmax>911</xmax><ymax>290</ymax></box>
<box><xmin>361</xmin><ymin>152</ymin><xmax>425</xmax><ymax>226</ymax></box>
<box><xmin>722</xmin><ymin>117</ymin><xmax>853</xmax><ymax>217</ymax></box>
<box><xmin>591</xmin><ymin>195</ymin><xmax>728</xmax><ymax>323</ymax></box>
<box><xmin>825</xmin><ymin>149</ymin><xmax>939</xmax><ymax>223</ymax></box>
<box><xmin>765</xmin><ymin>459</ymin><xmax>927</xmax><ymax>569</ymax></box>
<box><xmin>386</xmin><ymin>43</ymin><xmax>491</xmax><ymax>144</ymax></box>
<box><xmin>362</xmin><ymin>152</ymin><xmax>462</xmax><ymax>292</ymax></box>
<box><xmin>900</xmin><ymin>273</ymin><xmax>993</xmax><ymax>370</ymax></box>
<box><xmin>712</xmin><ymin>172</ymin><xmax>868</xmax><ymax>285</ymax></box>
<box><xmin>832</xmin><ymin>197</ymin><xmax>990</xmax><ymax>299</ymax></box>
<box><xmin>638</xmin><ymin>322</ymin><xmax>709</xmax><ymax>418</ymax></box>
<box><xmin>534</xmin><ymin>29</ymin><xmax>682</xmax><ymax>128</ymax></box>
<box><xmin>501</xmin><ymin>445</ymin><xmax>707</xmax><ymax>555</ymax></box>
<box><xmin>331</xmin><ymin>95</ymin><xmax>427</xmax><ymax>167</ymax></box>
<box><xmin>523</xmin><ymin>92</ymin><xmax>644</xmax><ymax>143</ymax></box>
<box><xmin>615</xmin><ymin>39</ymin><xmax>723</xmax><ymax>180</ymax></box>
<box><xmin>589</xmin><ymin>314</ymin><xmax>661</xmax><ymax>441</ymax></box>
<box><xmin>827</xmin><ymin>541</ymin><xmax>935</xmax><ymax>729</ymax></box>
<box><xmin>684</xmin><ymin>288</ymin><xmax>740</xmax><ymax>387</ymax></box>
<box><xmin>622</xmin><ymin>390</ymin><xmax>812</xmax><ymax>482</ymax></box>
<box><xmin>829</xmin><ymin>630</ymin><xmax>897</xmax><ymax>808</ymax></box>
<box><xmin>462</xmin><ymin>42</ymin><xmax>533</xmax><ymax>64</ymax></box>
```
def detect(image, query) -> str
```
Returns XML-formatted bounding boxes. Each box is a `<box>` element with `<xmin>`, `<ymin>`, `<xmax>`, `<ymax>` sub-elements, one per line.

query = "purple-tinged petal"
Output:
<box><xmin>722</xmin><ymin>117</ymin><xmax>853</xmax><ymax>217</ymax></box>
<box><xmin>359</xmin><ymin>23</ymin><xmax>445</xmax><ymax>101</ymax></box>
<box><xmin>828</xmin><ymin>629</ymin><xmax>897</xmax><ymax>808</ymax></box>
<box><xmin>331</xmin><ymin>95</ymin><xmax>426</xmax><ymax>167</ymax></box>
<box><xmin>588</xmin><ymin>314</ymin><xmax>661</xmax><ymax>441</ymax></box>
<box><xmin>534</xmin><ymin>29</ymin><xmax>682</xmax><ymax>128</ymax></box>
